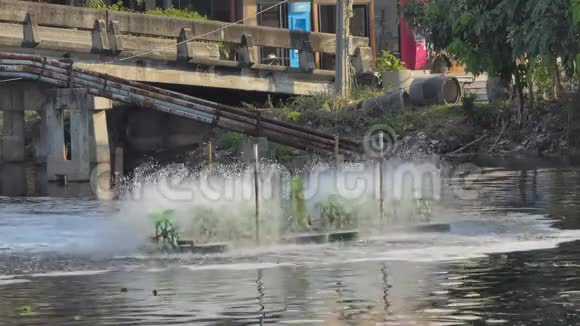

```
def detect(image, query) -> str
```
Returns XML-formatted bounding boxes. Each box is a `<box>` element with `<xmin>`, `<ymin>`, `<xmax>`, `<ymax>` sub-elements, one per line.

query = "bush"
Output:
<box><xmin>84</xmin><ymin>0</ymin><xmax>128</xmax><ymax>11</ymax></box>
<box><xmin>276</xmin><ymin>92</ymin><xmax>366</xmax><ymax>133</ymax></box>
<box><xmin>461</xmin><ymin>92</ymin><xmax>477</xmax><ymax>115</ymax></box>
<box><xmin>376</xmin><ymin>51</ymin><xmax>405</xmax><ymax>72</ymax></box>
<box><xmin>84</xmin><ymin>0</ymin><xmax>206</xmax><ymax>20</ymax></box>
<box><xmin>221</xmin><ymin>132</ymin><xmax>242</xmax><ymax>152</ymax></box>
<box><xmin>285</xmin><ymin>111</ymin><xmax>302</xmax><ymax>121</ymax></box>
<box><xmin>145</xmin><ymin>7</ymin><xmax>207</xmax><ymax>20</ymax></box>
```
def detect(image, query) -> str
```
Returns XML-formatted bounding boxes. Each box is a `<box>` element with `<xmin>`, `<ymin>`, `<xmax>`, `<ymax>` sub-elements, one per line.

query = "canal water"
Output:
<box><xmin>2</xmin><ymin>158</ymin><xmax>580</xmax><ymax>325</ymax></box>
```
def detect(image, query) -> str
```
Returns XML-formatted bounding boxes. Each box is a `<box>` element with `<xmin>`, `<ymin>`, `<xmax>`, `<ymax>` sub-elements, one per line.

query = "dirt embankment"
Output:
<box><xmin>263</xmin><ymin>91</ymin><xmax>580</xmax><ymax>160</ymax></box>
<box><xmin>393</xmin><ymin>97</ymin><xmax>580</xmax><ymax>158</ymax></box>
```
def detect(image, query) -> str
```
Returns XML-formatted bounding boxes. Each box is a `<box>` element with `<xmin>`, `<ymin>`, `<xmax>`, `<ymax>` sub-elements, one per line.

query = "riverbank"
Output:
<box><xmin>258</xmin><ymin>90</ymin><xmax>580</xmax><ymax>160</ymax></box>
<box><xmin>3</xmin><ymin>90</ymin><xmax>579</xmax><ymax>171</ymax></box>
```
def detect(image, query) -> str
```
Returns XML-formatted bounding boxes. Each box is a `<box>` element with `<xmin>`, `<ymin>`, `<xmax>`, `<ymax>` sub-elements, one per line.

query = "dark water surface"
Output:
<box><xmin>3</xmin><ymin>161</ymin><xmax>580</xmax><ymax>325</ymax></box>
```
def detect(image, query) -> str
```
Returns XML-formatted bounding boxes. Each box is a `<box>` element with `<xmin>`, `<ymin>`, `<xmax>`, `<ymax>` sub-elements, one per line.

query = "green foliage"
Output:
<box><xmin>315</xmin><ymin>195</ymin><xmax>357</xmax><ymax>230</ymax></box>
<box><xmin>185</xmin><ymin>205</ymin><xmax>270</xmax><ymax>243</ymax></box>
<box><xmin>285</xmin><ymin>111</ymin><xmax>302</xmax><ymax>121</ymax></box>
<box><xmin>530</xmin><ymin>58</ymin><xmax>558</xmax><ymax>98</ymax></box>
<box><xmin>349</xmin><ymin>86</ymin><xmax>384</xmax><ymax>101</ymax></box>
<box><xmin>466</xmin><ymin>103</ymin><xmax>497</xmax><ymax>129</ymax></box>
<box><xmin>404</xmin><ymin>0</ymin><xmax>580</xmax><ymax>76</ymax></box>
<box><xmin>218</xmin><ymin>42</ymin><xmax>234</xmax><ymax>60</ymax></box>
<box><xmin>404</xmin><ymin>0</ymin><xmax>580</xmax><ymax>114</ymax></box>
<box><xmin>85</xmin><ymin>1</ymin><xmax>207</xmax><ymax>20</ymax></box>
<box><xmin>511</xmin><ymin>0</ymin><xmax>579</xmax><ymax>70</ymax></box>
<box><xmin>84</xmin><ymin>0</ymin><xmax>128</xmax><ymax>11</ymax></box>
<box><xmin>145</xmin><ymin>7</ymin><xmax>207</xmax><ymax>20</ymax></box>
<box><xmin>429</xmin><ymin>52</ymin><xmax>451</xmax><ymax>73</ymax></box>
<box><xmin>221</xmin><ymin>132</ymin><xmax>242</xmax><ymax>152</ymax></box>
<box><xmin>381</xmin><ymin>104</ymin><xmax>458</xmax><ymax>134</ymax></box>
<box><xmin>574</xmin><ymin>0</ymin><xmax>580</xmax><ymax>24</ymax></box>
<box><xmin>461</xmin><ymin>92</ymin><xmax>477</xmax><ymax>115</ymax></box>
<box><xmin>19</xmin><ymin>305</ymin><xmax>33</xmax><ymax>314</ymax></box>
<box><xmin>376</xmin><ymin>50</ymin><xmax>405</xmax><ymax>72</ymax></box>
<box><xmin>270</xmin><ymin>144</ymin><xmax>296</xmax><ymax>162</ymax></box>
<box><xmin>291</xmin><ymin>176</ymin><xmax>310</xmax><ymax>231</ymax></box>
<box><xmin>150</xmin><ymin>210</ymin><xmax>180</xmax><ymax>250</ymax></box>
<box><xmin>190</xmin><ymin>207</ymin><xmax>219</xmax><ymax>242</ymax></box>
<box><xmin>273</xmin><ymin>87</ymin><xmax>381</xmax><ymax>136</ymax></box>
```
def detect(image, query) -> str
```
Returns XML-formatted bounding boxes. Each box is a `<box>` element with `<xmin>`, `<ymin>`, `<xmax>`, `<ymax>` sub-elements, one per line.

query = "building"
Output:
<box><xmin>170</xmin><ymin>0</ymin><xmax>403</xmax><ymax>69</ymax></box>
<box><xmin>51</xmin><ymin>0</ymin><xmax>408</xmax><ymax>70</ymax></box>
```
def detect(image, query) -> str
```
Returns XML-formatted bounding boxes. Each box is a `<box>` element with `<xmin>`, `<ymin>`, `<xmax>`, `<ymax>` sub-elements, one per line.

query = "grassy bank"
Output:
<box><xmin>256</xmin><ymin>89</ymin><xmax>580</xmax><ymax>158</ymax></box>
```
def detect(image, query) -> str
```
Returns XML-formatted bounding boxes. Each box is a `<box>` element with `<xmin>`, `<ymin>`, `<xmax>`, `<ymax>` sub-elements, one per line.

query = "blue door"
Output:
<box><xmin>288</xmin><ymin>2</ymin><xmax>311</xmax><ymax>68</ymax></box>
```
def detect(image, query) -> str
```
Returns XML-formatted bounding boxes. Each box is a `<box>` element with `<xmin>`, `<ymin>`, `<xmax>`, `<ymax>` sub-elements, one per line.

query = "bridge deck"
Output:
<box><xmin>0</xmin><ymin>52</ymin><xmax>362</xmax><ymax>155</ymax></box>
<box><xmin>0</xmin><ymin>0</ymin><xmax>372</xmax><ymax>95</ymax></box>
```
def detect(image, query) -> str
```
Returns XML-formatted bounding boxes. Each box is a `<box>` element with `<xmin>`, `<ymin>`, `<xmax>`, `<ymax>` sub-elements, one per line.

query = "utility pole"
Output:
<box><xmin>335</xmin><ymin>0</ymin><xmax>353</xmax><ymax>97</ymax></box>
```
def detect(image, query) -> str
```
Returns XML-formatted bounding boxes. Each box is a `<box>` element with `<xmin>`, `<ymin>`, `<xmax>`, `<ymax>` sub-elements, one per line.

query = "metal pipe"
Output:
<box><xmin>253</xmin><ymin>142</ymin><xmax>260</xmax><ymax>243</ymax></box>
<box><xmin>0</xmin><ymin>59</ymin><xmax>344</xmax><ymax>149</ymax></box>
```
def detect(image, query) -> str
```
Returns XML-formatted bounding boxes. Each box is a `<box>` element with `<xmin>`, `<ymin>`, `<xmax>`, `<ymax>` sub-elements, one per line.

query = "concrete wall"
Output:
<box><xmin>126</xmin><ymin>108</ymin><xmax>212</xmax><ymax>153</ymax></box>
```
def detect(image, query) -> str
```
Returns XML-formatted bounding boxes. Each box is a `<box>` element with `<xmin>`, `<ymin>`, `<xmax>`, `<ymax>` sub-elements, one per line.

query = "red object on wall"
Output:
<box><xmin>400</xmin><ymin>0</ymin><xmax>428</xmax><ymax>70</ymax></box>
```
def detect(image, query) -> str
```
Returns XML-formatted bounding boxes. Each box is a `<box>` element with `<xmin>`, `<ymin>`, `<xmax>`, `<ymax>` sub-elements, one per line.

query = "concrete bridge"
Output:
<box><xmin>0</xmin><ymin>0</ymin><xmax>374</xmax><ymax>197</ymax></box>
<box><xmin>0</xmin><ymin>0</ymin><xmax>373</xmax><ymax>96</ymax></box>
<box><xmin>0</xmin><ymin>52</ymin><xmax>364</xmax><ymax>198</ymax></box>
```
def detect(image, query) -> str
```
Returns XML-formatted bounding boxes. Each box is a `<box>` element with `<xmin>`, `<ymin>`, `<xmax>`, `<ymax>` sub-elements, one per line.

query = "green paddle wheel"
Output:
<box><xmin>150</xmin><ymin>210</ymin><xmax>180</xmax><ymax>251</ymax></box>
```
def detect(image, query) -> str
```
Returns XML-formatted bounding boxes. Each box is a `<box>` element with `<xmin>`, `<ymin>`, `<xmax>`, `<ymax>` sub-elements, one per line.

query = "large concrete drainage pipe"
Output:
<box><xmin>360</xmin><ymin>90</ymin><xmax>411</xmax><ymax>118</ymax></box>
<box><xmin>410</xmin><ymin>76</ymin><xmax>462</xmax><ymax>106</ymax></box>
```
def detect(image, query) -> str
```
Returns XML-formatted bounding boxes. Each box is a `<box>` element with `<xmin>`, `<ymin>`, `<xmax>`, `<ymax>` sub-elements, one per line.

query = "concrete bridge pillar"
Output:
<box><xmin>0</xmin><ymin>83</ymin><xmax>48</xmax><ymax>196</ymax></box>
<box><xmin>0</xmin><ymin>111</ymin><xmax>25</xmax><ymax>162</ymax></box>
<box><xmin>0</xmin><ymin>107</ymin><xmax>26</xmax><ymax>196</ymax></box>
<box><xmin>43</xmin><ymin>89</ymin><xmax>113</xmax><ymax>198</ymax></box>
<box><xmin>0</xmin><ymin>85</ymin><xmax>29</xmax><ymax>163</ymax></box>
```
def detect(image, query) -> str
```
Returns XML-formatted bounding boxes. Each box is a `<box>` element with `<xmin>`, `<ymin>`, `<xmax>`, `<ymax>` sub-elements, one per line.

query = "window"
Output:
<box><xmin>257</xmin><ymin>1</ymin><xmax>289</xmax><ymax>66</ymax></box>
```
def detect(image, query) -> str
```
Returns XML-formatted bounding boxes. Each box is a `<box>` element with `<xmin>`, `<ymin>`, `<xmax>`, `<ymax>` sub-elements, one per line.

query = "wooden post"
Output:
<box><xmin>334</xmin><ymin>134</ymin><xmax>340</xmax><ymax>163</ymax></box>
<box><xmin>378</xmin><ymin>131</ymin><xmax>384</xmax><ymax>224</ymax></box>
<box><xmin>253</xmin><ymin>142</ymin><xmax>260</xmax><ymax>243</ymax></box>
<box><xmin>335</xmin><ymin>0</ymin><xmax>353</xmax><ymax>97</ymax></box>
<box><xmin>207</xmin><ymin>141</ymin><xmax>213</xmax><ymax>172</ymax></box>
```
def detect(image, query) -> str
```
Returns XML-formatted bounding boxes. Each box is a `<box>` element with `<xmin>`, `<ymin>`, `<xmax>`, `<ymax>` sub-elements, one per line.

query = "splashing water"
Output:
<box><xmin>114</xmin><ymin>159</ymin><xmax>450</xmax><ymax>249</ymax></box>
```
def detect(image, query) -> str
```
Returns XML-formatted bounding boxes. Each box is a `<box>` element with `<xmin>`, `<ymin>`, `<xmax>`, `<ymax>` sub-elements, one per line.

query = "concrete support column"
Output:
<box><xmin>243</xmin><ymin>0</ymin><xmax>258</xmax><ymax>26</ymax></box>
<box><xmin>0</xmin><ymin>82</ymin><xmax>50</xmax><ymax>164</ymax></box>
<box><xmin>0</xmin><ymin>83</ymin><xmax>50</xmax><ymax>197</ymax></box>
<box><xmin>44</xmin><ymin>89</ymin><xmax>112</xmax><ymax>197</ymax></box>
<box><xmin>243</xmin><ymin>0</ymin><xmax>259</xmax><ymax>62</ymax></box>
<box><xmin>0</xmin><ymin>111</ymin><xmax>25</xmax><ymax>162</ymax></box>
<box><xmin>0</xmin><ymin>85</ymin><xmax>26</xmax><ymax>163</ymax></box>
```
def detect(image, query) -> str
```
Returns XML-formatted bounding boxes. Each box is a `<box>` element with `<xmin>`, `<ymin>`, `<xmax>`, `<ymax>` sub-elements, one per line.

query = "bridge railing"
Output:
<box><xmin>0</xmin><ymin>0</ymin><xmax>373</xmax><ymax>74</ymax></box>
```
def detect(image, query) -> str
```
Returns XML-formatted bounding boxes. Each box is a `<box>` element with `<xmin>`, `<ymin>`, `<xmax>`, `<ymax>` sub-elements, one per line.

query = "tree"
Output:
<box><xmin>574</xmin><ymin>0</ymin><xmax>580</xmax><ymax>76</ymax></box>
<box><xmin>404</xmin><ymin>0</ymin><xmax>580</xmax><ymax>122</ymax></box>
<box><xmin>511</xmin><ymin>0</ymin><xmax>580</xmax><ymax>99</ymax></box>
<box><xmin>404</xmin><ymin>0</ymin><xmax>526</xmax><ymax>121</ymax></box>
